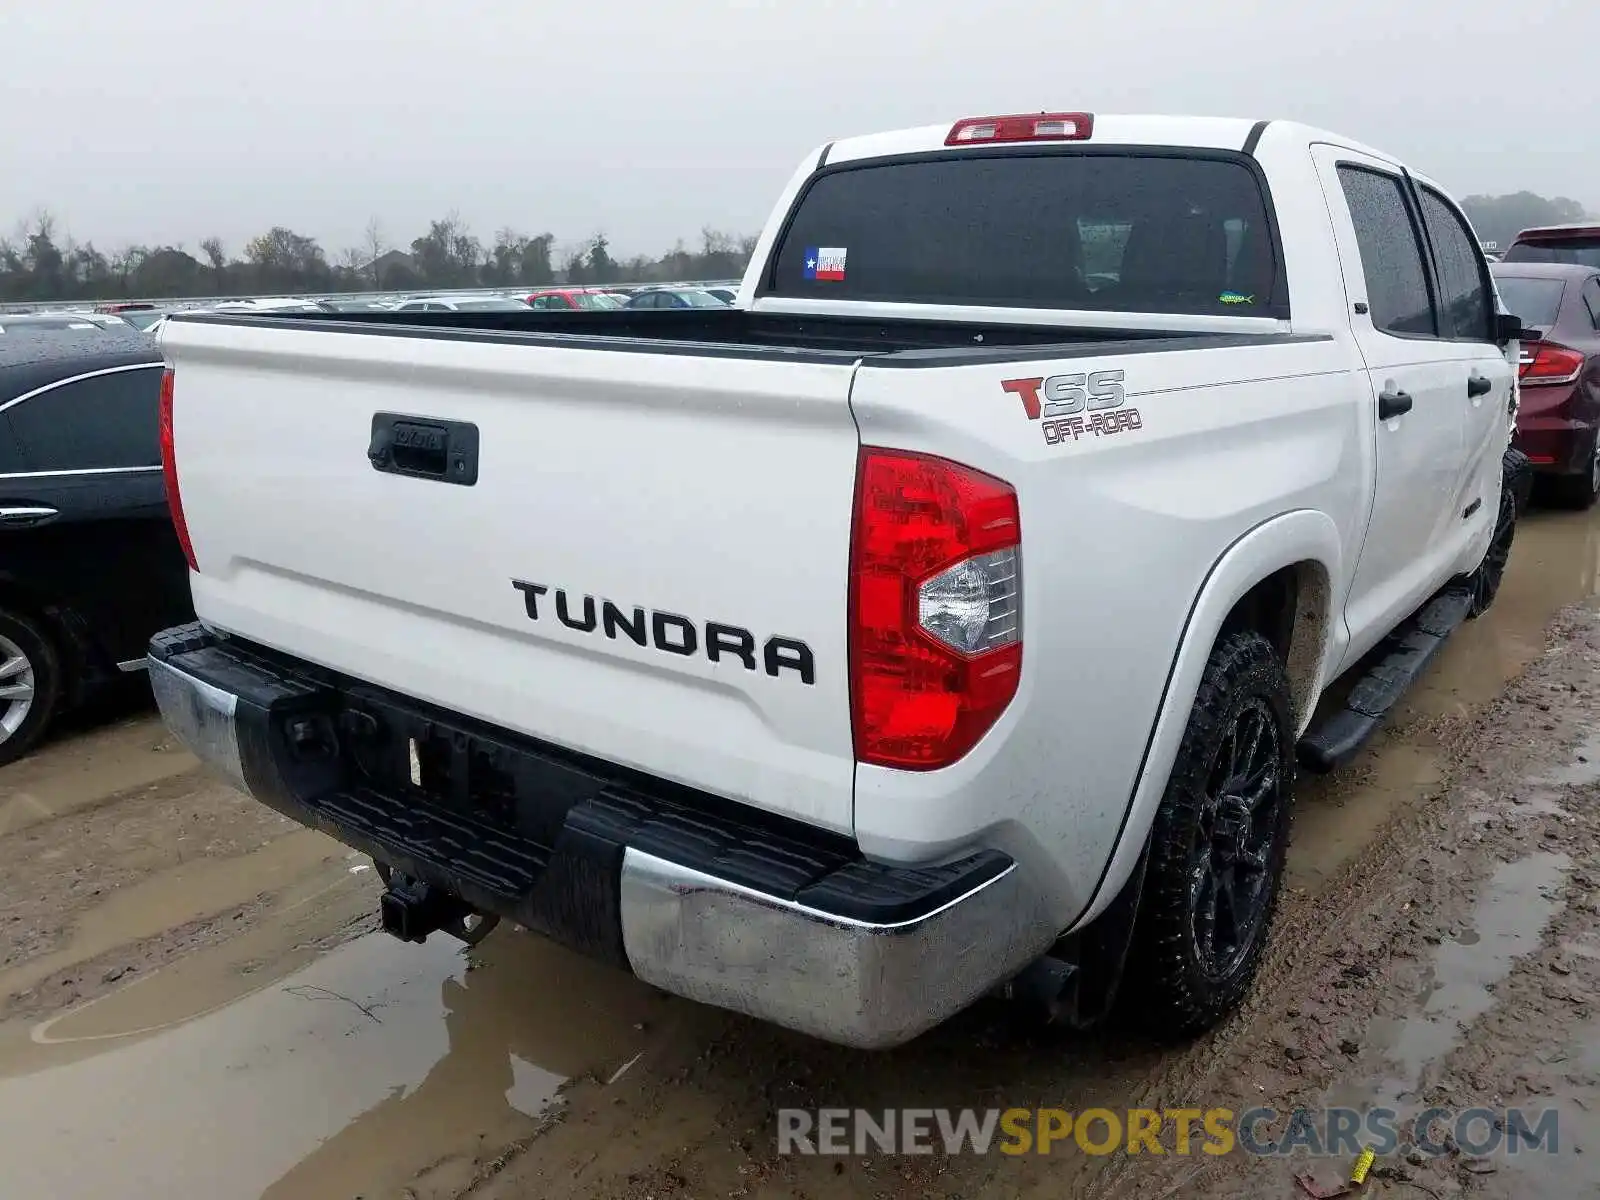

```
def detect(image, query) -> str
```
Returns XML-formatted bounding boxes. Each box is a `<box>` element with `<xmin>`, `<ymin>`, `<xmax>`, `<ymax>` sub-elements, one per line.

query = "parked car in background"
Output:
<box><xmin>0</xmin><ymin>314</ymin><xmax>108</xmax><ymax>334</ymax></box>
<box><xmin>117</xmin><ymin>309</ymin><xmax>170</xmax><ymax>331</ymax></box>
<box><xmin>1491</xmin><ymin>261</ymin><xmax>1600</xmax><ymax>507</ymax></box>
<box><xmin>393</xmin><ymin>295</ymin><xmax>531</xmax><ymax>313</ymax></box>
<box><xmin>62</xmin><ymin>312</ymin><xmax>134</xmax><ymax>330</ymax></box>
<box><xmin>622</xmin><ymin>287</ymin><xmax>730</xmax><ymax>309</ymax></box>
<box><xmin>525</xmin><ymin>289</ymin><xmax>626</xmax><ymax>311</ymax></box>
<box><xmin>321</xmin><ymin>299</ymin><xmax>396</xmax><ymax>314</ymax></box>
<box><xmin>0</xmin><ymin>330</ymin><xmax>194</xmax><ymax>763</ymax></box>
<box><xmin>212</xmin><ymin>298</ymin><xmax>333</xmax><ymax>315</ymax></box>
<box><xmin>1503</xmin><ymin>224</ymin><xmax>1600</xmax><ymax>268</ymax></box>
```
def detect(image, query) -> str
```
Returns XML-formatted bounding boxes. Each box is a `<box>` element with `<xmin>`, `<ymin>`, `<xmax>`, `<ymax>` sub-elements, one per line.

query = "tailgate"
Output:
<box><xmin>163</xmin><ymin>318</ymin><xmax>862</xmax><ymax>834</ymax></box>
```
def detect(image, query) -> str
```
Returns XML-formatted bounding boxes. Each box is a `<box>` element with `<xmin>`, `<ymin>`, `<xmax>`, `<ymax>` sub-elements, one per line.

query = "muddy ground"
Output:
<box><xmin>1</xmin><ymin>504</ymin><xmax>1598</xmax><ymax>1200</ymax></box>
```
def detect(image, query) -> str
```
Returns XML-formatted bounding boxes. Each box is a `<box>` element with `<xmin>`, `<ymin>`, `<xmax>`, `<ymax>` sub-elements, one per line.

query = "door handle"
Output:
<box><xmin>0</xmin><ymin>505</ymin><xmax>59</xmax><ymax>528</ymax></box>
<box><xmin>1377</xmin><ymin>389</ymin><xmax>1414</xmax><ymax>420</ymax></box>
<box><xmin>1467</xmin><ymin>372</ymin><xmax>1493</xmax><ymax>398</ymax></box>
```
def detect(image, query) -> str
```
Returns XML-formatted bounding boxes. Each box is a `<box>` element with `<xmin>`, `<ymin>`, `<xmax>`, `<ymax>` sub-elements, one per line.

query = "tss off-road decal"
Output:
<box><xmin>1002</xmin><ymin>370</ymin><xmax>1144</xmax><ymax>446</ymax></box>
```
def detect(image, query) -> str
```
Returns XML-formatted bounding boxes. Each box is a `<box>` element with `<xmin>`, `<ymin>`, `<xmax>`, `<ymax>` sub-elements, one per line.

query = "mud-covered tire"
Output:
<box><xmin>1463</xmin><ymin>448</ymin><xmax>1523</xmax><ymax>618</ymax></box>
<box><xmin>1122</xmin><ymin>629</ymin><xmax>1295</xmax><ymax>1039</ymax></box>
<box><xmin>0</xmin><ymin>608</ymin><xmax>61</xmax><ymax>768</ymax></box>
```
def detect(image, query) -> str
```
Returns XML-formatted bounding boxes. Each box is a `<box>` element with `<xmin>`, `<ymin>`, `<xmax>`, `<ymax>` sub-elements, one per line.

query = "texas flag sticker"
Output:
<box><xmin>803</xmin><ymin>246</ymin><xmax>847</xmax><ymax>282</ymax></box>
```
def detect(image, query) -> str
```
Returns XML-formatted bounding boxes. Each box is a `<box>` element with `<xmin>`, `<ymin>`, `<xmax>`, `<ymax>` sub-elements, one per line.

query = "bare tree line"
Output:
<box><xmin>0</xmin><ymin>209</ymin><xmax>759</xmax><ymax>303</ymax></box>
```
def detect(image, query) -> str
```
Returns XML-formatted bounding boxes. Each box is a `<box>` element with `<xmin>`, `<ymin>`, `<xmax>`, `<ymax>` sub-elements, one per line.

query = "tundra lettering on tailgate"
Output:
<box><xmin>1001</xmin><ymin>370</ymin><xmax>1145</xmax><ymax>446</ymax></box>
<box><xmin>511</xmin><ymin>580</ymin><xmax>815</xmax><ymax>684</ymax></box>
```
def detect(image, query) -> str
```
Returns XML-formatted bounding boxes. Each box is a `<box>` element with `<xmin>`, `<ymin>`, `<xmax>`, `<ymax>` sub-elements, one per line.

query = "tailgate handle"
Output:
<box><xmin>369</xmin><ymin>413</ymin><xmax>479</xmax><ymax>486</ymax></box>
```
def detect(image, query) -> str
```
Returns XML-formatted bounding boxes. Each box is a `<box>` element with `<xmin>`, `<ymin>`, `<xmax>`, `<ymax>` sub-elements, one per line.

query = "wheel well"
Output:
<box><xmin>0</xmin><ymin>579</ymin><xmax>57</xmax><ymax>640</ymax></box>
<box><xmin>1218</xmin><ymin>561</ymin><xmax>1331</xmax><ymax>728</ymax></box>
<box><xmin>0</xmin><ymin>578</ymin><xmax>95</xmax><ymax>703</ymax></box>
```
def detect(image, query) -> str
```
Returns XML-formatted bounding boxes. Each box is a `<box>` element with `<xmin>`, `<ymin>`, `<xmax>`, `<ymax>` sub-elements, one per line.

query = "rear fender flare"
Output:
<box><xmin>1063</xmin><ymin>509</ymin><xmax>1343</xmax><ymax>934</ymax></box>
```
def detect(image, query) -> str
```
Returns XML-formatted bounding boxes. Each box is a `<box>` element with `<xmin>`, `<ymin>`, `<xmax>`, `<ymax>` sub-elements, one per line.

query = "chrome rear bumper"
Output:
<box><xmin>620</xmin><ymin>848</ymin><xmax>1057</xmax><ymax>1048</ymax></box>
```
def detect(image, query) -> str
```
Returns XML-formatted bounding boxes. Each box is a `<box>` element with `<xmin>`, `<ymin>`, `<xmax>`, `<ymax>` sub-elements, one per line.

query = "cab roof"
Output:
<box><xmin>820</xmin><ymin>114</ymin><xmax>1402</xmax><ymax>169</ymax></box>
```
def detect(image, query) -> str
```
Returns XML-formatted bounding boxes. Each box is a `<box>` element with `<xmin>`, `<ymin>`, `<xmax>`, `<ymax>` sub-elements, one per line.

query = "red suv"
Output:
<box><xmin>1490</xmin><ymin>261</ymin><xmax>1600</xmax><ymax>507</ymax></box>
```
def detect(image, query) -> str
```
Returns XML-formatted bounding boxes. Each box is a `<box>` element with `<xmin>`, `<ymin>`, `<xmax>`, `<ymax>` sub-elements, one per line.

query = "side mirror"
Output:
<box><xmin>1495</xmin><ymin>311</ymin><xmax>1529</xmax><ymax>346</ymax></box>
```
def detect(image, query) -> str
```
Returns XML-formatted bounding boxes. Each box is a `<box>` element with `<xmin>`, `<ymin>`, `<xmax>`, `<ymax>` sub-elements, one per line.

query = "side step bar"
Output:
<box><xmin>1297</xmin><ymin>587</ymin><xmax>1474</xmax><ymax>774</ymax></box>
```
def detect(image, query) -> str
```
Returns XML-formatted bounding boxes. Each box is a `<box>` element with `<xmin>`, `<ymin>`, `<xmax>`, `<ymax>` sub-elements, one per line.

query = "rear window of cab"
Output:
<box><xmin>765</xmin><ymin>150</ymin><xmax>1284</xmax><ymax>318</ymax></box>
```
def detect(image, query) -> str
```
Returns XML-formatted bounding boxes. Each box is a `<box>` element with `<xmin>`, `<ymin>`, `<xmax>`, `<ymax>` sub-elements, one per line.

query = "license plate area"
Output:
<box><xmin>336</xmin><ymin>686</ymin><xmax>590</xmax><ymax>848</ymax></box>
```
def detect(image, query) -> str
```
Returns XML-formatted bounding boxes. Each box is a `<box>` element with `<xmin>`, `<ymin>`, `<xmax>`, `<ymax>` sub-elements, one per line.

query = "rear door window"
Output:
<box><xmin>1336</xmin><ymin>166</ymin><xmax>1436</xmax><ymax>338</ymax></box>
<box><xmin>5</xmin><ymin>366</ymin><xmax>162</xmax><ymax>471</ymax></box>
<box><xmin>1583</xmin><ymin>278</ymin><xmax>1600</xmax><ymax>329</ymax></box>
<box><xmin>1417</xmin><ymin>187</ymin><xmax>1493</xmax><ymax>341</ymax></box>
<box><xmin>1492</xmin><ymin>276</ymin><xmax>1567</xmax><ymax>332</ymax></box>
<box><xmin>767</xmin><ymin>151</ymin><xmax>1283</xmax><ymax>316</ymax></box>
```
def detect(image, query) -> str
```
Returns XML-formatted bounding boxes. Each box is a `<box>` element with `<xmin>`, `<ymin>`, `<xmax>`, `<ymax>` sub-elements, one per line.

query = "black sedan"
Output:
<box><xmin>0</xmin><ymin>330</ymin><xmax>195</xmax><ymax>763</ymax></box>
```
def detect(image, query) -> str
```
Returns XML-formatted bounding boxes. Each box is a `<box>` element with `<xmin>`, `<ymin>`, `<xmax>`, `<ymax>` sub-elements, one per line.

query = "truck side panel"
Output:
<box><xmin>847</xmin><ymin>336</ymin><xmax>1369</xmax><ymax>925</ymax></box>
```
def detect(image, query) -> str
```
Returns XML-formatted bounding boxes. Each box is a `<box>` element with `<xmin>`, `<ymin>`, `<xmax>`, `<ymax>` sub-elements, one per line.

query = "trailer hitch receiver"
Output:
<box><xmin>377</xmin><ymin>866</ymin><xmax>500</xmax><ymax>947</ymax></box>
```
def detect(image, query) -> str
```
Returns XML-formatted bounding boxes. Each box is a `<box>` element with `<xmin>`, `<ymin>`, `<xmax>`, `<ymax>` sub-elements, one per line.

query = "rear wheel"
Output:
<box><xmin>1463</xmin><ymin>447</ymin><xmax>1524</xmax><ymax>617</ymax></box>
<box><xmin>1547</xmin><ymin>434</ymin><xmax>1600</xmax><ymax>510</ymax></box>
<box><xmin>0</xmin><ymin>609</ymin><xmax>62</xmax><ymax>767</ymax></box>
<box><xmin>1123</xmin><ymin>629</ymin><xmax>1295</xmax><ymax>1038</ymax></box>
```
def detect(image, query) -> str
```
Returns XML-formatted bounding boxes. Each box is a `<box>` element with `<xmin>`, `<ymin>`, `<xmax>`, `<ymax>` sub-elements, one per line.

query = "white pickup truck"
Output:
<box><xmin>150</xmin><ymin>113</ymin><xmax>1527</xmax><ymax>1049</ymax></box>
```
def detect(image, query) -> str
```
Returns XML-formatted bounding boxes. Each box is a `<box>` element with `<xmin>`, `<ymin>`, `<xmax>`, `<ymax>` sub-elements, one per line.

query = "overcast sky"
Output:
<box><xmin>5</xmin><ymin>0</ymin><xmax>1595</xmax><ymax>260</ymax></box>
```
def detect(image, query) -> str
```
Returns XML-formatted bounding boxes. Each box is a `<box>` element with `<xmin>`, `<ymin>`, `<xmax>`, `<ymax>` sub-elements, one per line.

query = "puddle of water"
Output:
<box><xmin>1331</xmin><ymin>851</ymin><xmax>1571</xmax><ymax>1111</ymax></box>
<box><xmin>0</xmin><ymin>929</ymin><xmax>658</xmax><ymax>1200</ymax></box>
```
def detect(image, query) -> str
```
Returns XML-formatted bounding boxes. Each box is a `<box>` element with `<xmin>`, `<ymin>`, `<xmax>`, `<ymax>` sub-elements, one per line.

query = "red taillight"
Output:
<box><xmin>158</xmin><ymin>368</ymin><xmax>198</xmax><ymax>572</ymax></box>
<box><xmin>1518</xmin><ymin>341</ymin><xmax>1585</xmax><ymax>386</ymax></box>
<box><xmin>945</xmin><ymin>112</ymin><xmax>1093</xmax><ymax>147</ymax></box>
<box><xmin>849</xmin><ymin>449</ymin><xmax>1022</xmax><ymax>770</ymax></box>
